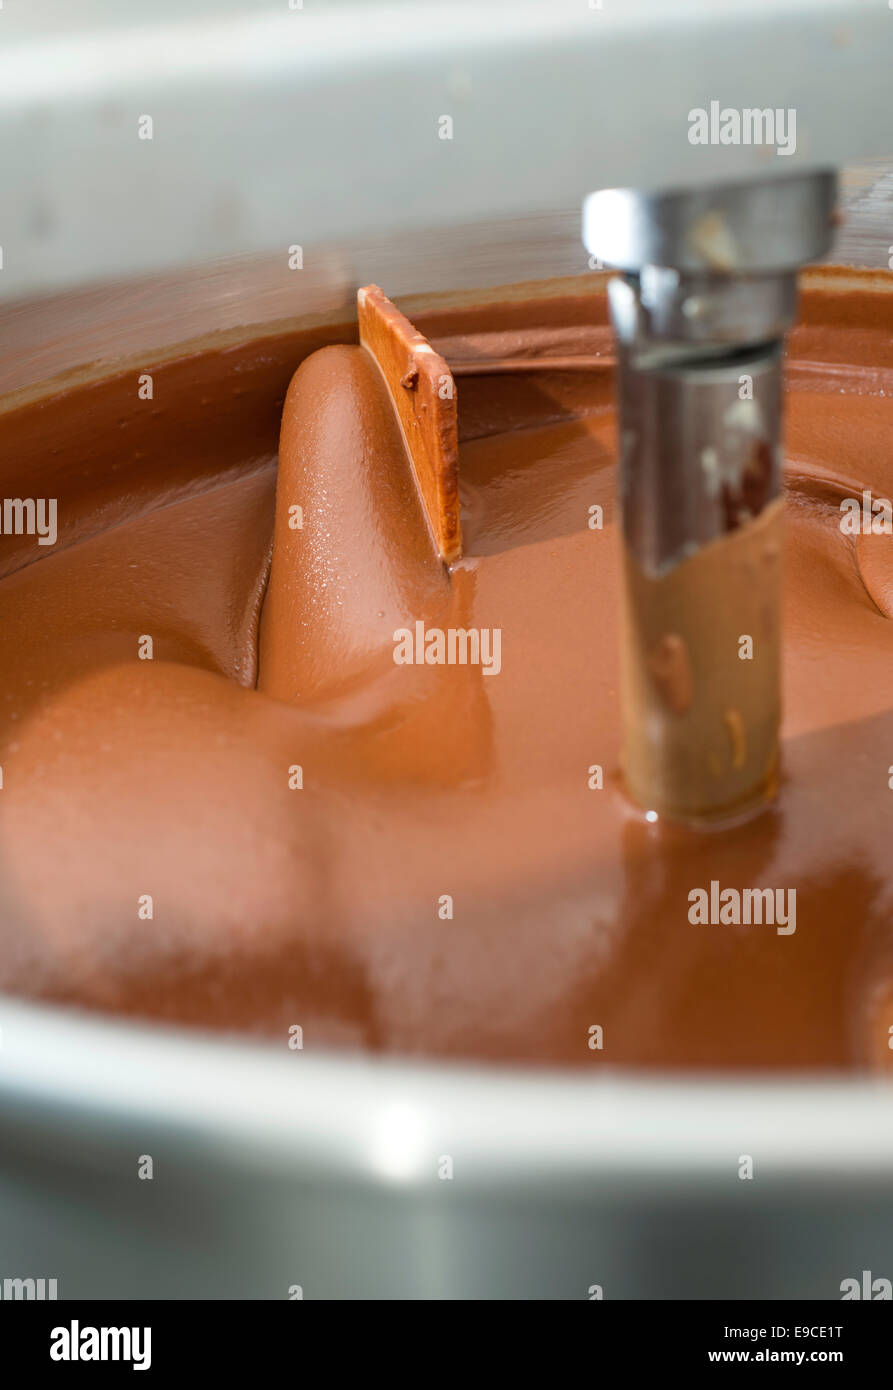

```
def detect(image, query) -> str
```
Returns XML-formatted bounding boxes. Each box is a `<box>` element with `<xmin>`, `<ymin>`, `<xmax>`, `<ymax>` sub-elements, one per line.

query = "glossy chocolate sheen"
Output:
<box><xmin>1</xmin><ymin>268</ymin><xmax>893</xmax><ymax>1072</ymax></box>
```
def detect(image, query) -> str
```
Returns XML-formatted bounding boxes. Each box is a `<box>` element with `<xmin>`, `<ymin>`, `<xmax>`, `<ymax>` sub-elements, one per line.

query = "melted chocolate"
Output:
<box><xmin>1</xmin><ymin>269</ymin><xmax>893</xmax><ymax>1072</ymax></box>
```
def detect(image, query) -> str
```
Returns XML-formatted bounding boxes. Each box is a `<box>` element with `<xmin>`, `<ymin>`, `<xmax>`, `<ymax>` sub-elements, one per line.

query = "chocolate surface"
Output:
<box><xmin>1</xmin><ymin>269</ymin><xmax>893</xmax><ymax>1072</ymax></box>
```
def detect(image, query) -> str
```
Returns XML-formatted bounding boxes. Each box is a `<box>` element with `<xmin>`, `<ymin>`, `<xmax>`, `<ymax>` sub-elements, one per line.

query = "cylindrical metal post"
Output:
<box><xmin>583</xmin><ymin>172</ymin><xmax>836</xmax><ymax>822</ymax></box>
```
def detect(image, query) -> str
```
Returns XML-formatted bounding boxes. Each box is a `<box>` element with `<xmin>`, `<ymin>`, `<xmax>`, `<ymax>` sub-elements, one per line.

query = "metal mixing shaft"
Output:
<box><xmin>583</xmin><ymin>172</ymin><xmax>837</xmax><ymax>824</ymax></box>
